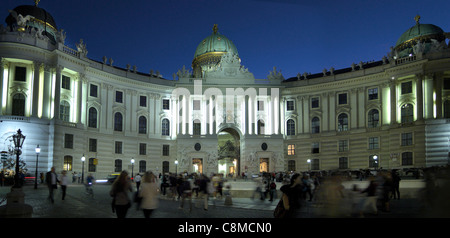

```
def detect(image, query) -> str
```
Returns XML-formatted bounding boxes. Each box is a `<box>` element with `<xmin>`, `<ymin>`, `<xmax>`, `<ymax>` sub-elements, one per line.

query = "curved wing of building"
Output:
<box><xmin>1</xmin><ymin>3</ymin><xmax>449</xmax><ymax>180</ymax></box>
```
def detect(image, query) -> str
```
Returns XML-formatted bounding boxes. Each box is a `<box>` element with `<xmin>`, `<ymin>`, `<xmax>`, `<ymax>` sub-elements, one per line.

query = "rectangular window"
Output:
<box><xmin>14</xmin><ymin>66</ymin><xmax>26</xmax><ymax>82</ymax></box>
<box><xmin>311</xmin><ymin>97</ymin><xmax>319</xmax><ymax>108</ymax></box>
<box><xmin>90</xmin><ymin>84</ymin><xmax>98</xmax><ymax>97</ymax></box>
<box><xmin>63</xmin><ymin>156</ymin><xmax>73</xmax><ymax>171</ymax></box>
<box><xmin>193</xmin><ymin>122</ymin><xmax>201</xmax><ymax>135</ymax></box>
<box><xmin>61</xmin><ymin>75</ymin><xmax>71</xmax><ymax>90</ymax></box>
<box><xmin>115</xmin><ymin>141</ymin><xmax>122</xmax><ymax>154</ymax></box>
<box><xmin>193</xmin><ymin>100</ymin><xmax>201</xmax><ymax>110</ymax></box>
<box><xmin>444</xmin><ymin>78</ymin><xmax>450</xmax><ymax>90</ymax></box>
<box><xmin>162</xmin><ymin>99</ymin><xmax>170</xmax><ymax>110</ymax></box>
<box><xmin>311</xmin><ymin>142</ymin><xmax>319</xmax><ymax>154</ymax></box>
<box><xmin>64</xmin><ymin>134</ymin><xmax>73</xmax><ymax>149</ymax></box>
<box><xmin>401</xmin><ymin>133</ymin><xmax>413</xmax><ymax>146</ymax></box>
<box><xmin>338</xmin><ymin>140</ymin><xmax>348</xmax><ymax>152</ymax></box>
<box><xmin>287</xmin><ymin>160</ymin><xmax>296</xmax><ymax>171</ymax></box>
<box><xmin>286</xmin><ymin>100</ymin><xmax>294</xmax><ymax>111</ymax></box>
<box><xmin>402</xmin><ymin>152</ymin><xmax>413</xmax><ymax>166</ymax></box>
<box><xmin>338</xmin><ymin>93</ymin><xmax>347</xmax><ymax>105</ymax></box>
<box><xmin>140</xmin><ymin>95</ymin><xmax>147</xmax><ymax>107</ymax></box>
<box><xmin>162</xmin><ymin>144</ymin><xmax>170</xmax><ymax>156</ymax></box>
<box><xmin>339</xmin><ymin>157</ymin><xmax>348</xmax><ymax>169</ymax></box>
<box><xmin>368</xmin><ymin>88</ymin><xmax>378</xmax><ymax>100</ymax></box>
<box><xmin>139</xmin><ymin>143</ymin><xmax>146</xmax><ymax>155</ymax></box>
<box><xmin>257</xmin><ymin>100</ymin><xmax>264</xmax><ymax>111</ymax></box>
<box><xmin>401</xmin><ymin>81</ymin><xmax>412</xmax><ymax>94</ymax></box>
<box><xmin>116</xmin><ymin>91</ymin><xmax>123</xmax><ymax>103</ymax></box>
<box><xmin>369</xmin><ymin>137</ymin><xmax>379</xmax><ymax>150</ymax></box>
<box><xmin>311</xmin><ymin>159</ymin><xmax>320</xmax><ymax>170</ymax></box>
<box><xmin>287</xmin><ymin>144</ymin><xmax>295</xmax><ymax>155</ymax></box>
<box><xmin>89</xmin><ymin>138</ymin><xmax>97</xmax><ymax>152</ymax></box>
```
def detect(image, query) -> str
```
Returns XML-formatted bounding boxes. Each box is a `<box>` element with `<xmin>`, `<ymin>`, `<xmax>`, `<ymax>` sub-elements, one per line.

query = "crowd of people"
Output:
<box><xmin>36</xmin><ymin>164</ymin><xmax>450</xmax><ymax>218</ymax></box>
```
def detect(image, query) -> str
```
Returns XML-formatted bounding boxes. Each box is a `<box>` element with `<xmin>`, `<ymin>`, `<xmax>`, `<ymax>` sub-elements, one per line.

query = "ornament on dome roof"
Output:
<box><xmin>35</xmin><ymin>0</ymin><xmax>40</xmax><ymax>7</ymax></box>
<box><xmin>213</xmin><ymin>24</ymin><xmax>218</xmax><ymax>34</ymax></box>
<box><xmin>414</xmin><ymin>15</ymin><xmax>420</xmax><ymax>24</ymax></box>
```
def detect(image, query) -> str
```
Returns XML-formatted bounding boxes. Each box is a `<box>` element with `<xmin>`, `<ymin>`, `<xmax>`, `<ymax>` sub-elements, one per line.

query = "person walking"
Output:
<box><xmin>279</xmin><ymin>173</ymin><xmax>304</xmax><ymax>218</ymax></box>
<box><xmin>134</xmin><ymin>173</ymin><xmax>142</xmax><ymax>192</ymax></box>
<box><xmin>110</xmin><ymin>170</ymin><xmax>133</xmax><ymax>218</ymax></box>
<box><xmin>138</xmin><ymin>171</ymin><xmax>159</xmax><ymax>218</ymax></box>
<box><xmin>391</xmin><ymin>170</ymin><xmax>401</xmax><ymax>200</ymax></box>
<box><xmin>45</xmin><ymin>167</ymin><xmax>59</xmax><ymax>204</ymax></box>
<box><xmin>60</xmin><ymin>170</ymin><xmax>68</xmax><ymax>200</ymax></box>
<box><xmin>359</xmin><ymin>178</ymin><xmax>378</xmax><ymax>217</ymax></box>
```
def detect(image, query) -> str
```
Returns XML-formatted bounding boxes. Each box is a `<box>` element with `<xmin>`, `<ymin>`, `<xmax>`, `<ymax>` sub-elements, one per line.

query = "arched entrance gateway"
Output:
<box><xmin>217</xmin><ymin>128</ymin><xmax>240</xmax><ymax>177</ymax></box>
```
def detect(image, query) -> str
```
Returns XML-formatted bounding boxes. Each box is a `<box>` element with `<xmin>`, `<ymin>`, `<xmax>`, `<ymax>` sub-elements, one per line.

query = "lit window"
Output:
<box><xmin>287</xmin><ymin>144</ymin><xmax>295</xmax><ymax>155</ymax></box>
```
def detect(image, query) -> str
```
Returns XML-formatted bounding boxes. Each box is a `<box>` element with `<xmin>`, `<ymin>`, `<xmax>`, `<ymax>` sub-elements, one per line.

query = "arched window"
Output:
<box><xmin>59</xmin><ymin>101</ymin><xmax>70</xmax><ymax>122</ymax></box>
<box><xmin>139</xmin><ymin>116</ymin><xmax>147</xmax><ymax>134</ymax></box>
<box><xmin>88</xmin><ymin>107</ymin><xmax>97</xmax><ymax>128</ymax></box>
<box><xmin>11</xmin><ymin>93</ymin><xmax>25</xmax><ymax>116</ymax></box>
<box><xmin>162</xmin><ymin>118</ymin><xmax>170</xmax><ymax>136</ymax></box>
<box><xmin>337</xmin><ymin>113</ymin><xmax>348</xmax><ymax>131</ymax></box>
<box><xmin>401</xmin><ymin>104</ymin><xmax>413</xmax><ymax>123</ymax></box>
<box><xmin>368</xmin><ymin>109</ymin><xmax>379</xmax><ymax>128</ymax></box>
<box><xmin>311</xmin><ymin>117</ymin><xmax>320</xmax><ymax>134</ymax></box>
<box><xmin>286</xmin><ymin>119</ymin><xmax>295</xmax><ymax>136</ymax></box>
<box><xmin>257</xmin><ymin>120</ymin><xmax>265</xmax><ymax>135</ymax></box>
<box><xmin>114</xmin><ymin>112</ymin><xmax>123</xmax><ymax>131</ymax></box>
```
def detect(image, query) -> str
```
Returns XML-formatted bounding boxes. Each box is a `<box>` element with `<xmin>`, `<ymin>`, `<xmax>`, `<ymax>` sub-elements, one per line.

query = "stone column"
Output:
<box><xmin>390</xmin><ymin>79</ymin><xmax>397</xmax><ymax>123</ymax></box>
<box><xmin>31</xmin><ymin>62</ymin><xmax>41</xmax><ymax>117</ymax></box>
<box><xmin>0</xmin><ymin>59</ymin><xmax>5</xmax><ymax>115</ymax></box>
<box><xmin>53</xmin><ymin>66</ymin><xmax>63</xmax><ymax>119</ymax></box>
<box><xmin>415</xmin><ymin>74</ymin><xmax>424</xmax><ymax>121</ymax></box>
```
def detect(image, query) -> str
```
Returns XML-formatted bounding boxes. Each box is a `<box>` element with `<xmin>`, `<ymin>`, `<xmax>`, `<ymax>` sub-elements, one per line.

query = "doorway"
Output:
<box><xmin>260</xmin><ymin>158</ymin><xmax>269</xmax><ymax>172</ymax></box>
<box><xmin>192</xmin><ymin>158</ymin><xmax>203</xmax><ymax>174</ymax></box>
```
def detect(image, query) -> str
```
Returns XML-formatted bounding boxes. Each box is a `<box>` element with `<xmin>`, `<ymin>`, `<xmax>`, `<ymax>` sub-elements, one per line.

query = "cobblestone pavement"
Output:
<box><xmin>0</xmin><ymin>182</ymin><xmax>426</xmax><ymax>219</ymax></box>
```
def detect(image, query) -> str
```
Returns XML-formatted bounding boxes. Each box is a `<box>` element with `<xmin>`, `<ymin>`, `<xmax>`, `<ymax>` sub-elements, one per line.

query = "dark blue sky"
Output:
<box><xmin>2</xmin><ymin>0</ymin><xmax>450</xmax><ymax>79</ymax></box>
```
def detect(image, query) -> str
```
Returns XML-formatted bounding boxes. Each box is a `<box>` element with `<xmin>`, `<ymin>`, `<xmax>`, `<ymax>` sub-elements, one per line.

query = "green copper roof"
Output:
<box><xmin>194</xmin><ymin>24</ymin><xmax>239</xmax><ymax>59</ymax></box>
<box><xmin>395</xmin><ymin>22</ymin><xmax>444</xmax><ymax>48</ymax></box>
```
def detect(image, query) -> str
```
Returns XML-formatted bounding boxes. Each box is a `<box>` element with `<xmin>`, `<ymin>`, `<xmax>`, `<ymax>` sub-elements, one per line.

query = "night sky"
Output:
<box><xmin>2</xmin><ymin>0</ymin><xmax>450</xmax><ymax>80</ymax></box>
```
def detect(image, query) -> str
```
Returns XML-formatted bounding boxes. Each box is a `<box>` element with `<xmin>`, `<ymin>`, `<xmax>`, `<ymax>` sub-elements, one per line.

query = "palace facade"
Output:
<box><xmin>1</xmin><ymin>3</ymin><xmax>450</xmax><ymax>179</ymax></box>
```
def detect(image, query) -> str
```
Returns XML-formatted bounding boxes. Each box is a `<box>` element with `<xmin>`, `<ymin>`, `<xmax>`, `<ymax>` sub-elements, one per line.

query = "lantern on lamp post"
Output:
<box><xmin>34</xmin><ymin>145</ymin><xmax>40</xmax><ymax>189</ymax></box>
<box><xmin>12</xmin><ymin>129</ymin><xmax>25</xmax><ymax>188</ymax></box>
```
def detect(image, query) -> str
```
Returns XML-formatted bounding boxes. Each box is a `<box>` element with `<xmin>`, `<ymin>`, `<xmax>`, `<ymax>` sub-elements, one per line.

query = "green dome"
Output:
<box><xmin>394</xmin><ymin>16</ymin><xmax>445</xmax><ymax>51</ymax></box>
<box><xmin>192</xmin><ymin>25</ymin><xmax>240</xmax><ymax>78</ymax></box>
<box><xmin>194</xmin><ymin>24</ymin><xmax>238</xmax><ymax>58</ymax></box>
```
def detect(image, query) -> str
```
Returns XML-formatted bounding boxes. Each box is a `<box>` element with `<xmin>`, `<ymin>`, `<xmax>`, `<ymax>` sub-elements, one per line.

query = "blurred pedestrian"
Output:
<box><xmin>135</xmin><ymin>173</ymin><xmax>142</xmax><ymax>192</ymax></box>
<box><xmin>279</xmin><ymin>173</ymin><xmax>303</xmax><ymax>218</ymax></box>
<box><xmin>359</xmin><ymin>178</ymin><xmax>378</xmax><ymax>217</ymax></box>
<box><xmin>268</xmin><ymin>179</ymin><xmax>277</xmax><ymax>202</ymax></box>
<box><xmin>60</xmin><ymin>170</ymin><xmax>68</xmax><ymax>200</ymax></box>
<box><xmin>138</xmin><ymin>171</ymin><xmax>159</xmax><ymax>218</ymax></box>
<box><xmin>179</xmin><ymin>175</ymin><xmax>193</xmax><ymax>211</ymax></box>
<box><xmin>45</xmin><ymin>167</ymin><xmax>58</xmax><ymax>204</ymax></box>
<box><xmin>110</xmin><ymin>170</ymin><xmax>133</xmax><ymax>218</ymax></box>
<box><xmin>391</xmin><ymin>170</ymin><xmax>401</xmax><ymax>200</ymax></box>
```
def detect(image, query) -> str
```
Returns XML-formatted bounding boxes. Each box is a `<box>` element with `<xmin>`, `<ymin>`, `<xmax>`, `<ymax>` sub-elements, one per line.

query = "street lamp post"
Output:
<box><xmin>81</xmin><ymin>155</ymin><xmax>85</xmax><ymax>184</ymax></box>
<box><xmin>175</xmin><ymin>160</ymin><xmax>178</xmax><ymax>174</ymax></box>
<box><xmin>0</xmin><ymin>129</ymin><xmax>33</xmax><ymax>218</ymax></box>
<box><xmin>34</xmin><ymin>145</ymin><xmax>40</xmax><ymax>189</ymax></box>
<box><xmin>131</xmin><ymin>158</ymin><xmax>135</xmax><ymax>180</ymax></box>
<box><xmin>307</xmin><ymin>159</ymin><xmax>311</xmax><ymax>171</ymax></box>
<box><xmin>12</xmin><ymin>129</ymin><xmax>25</xmax><ymax>188</ymax></box>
